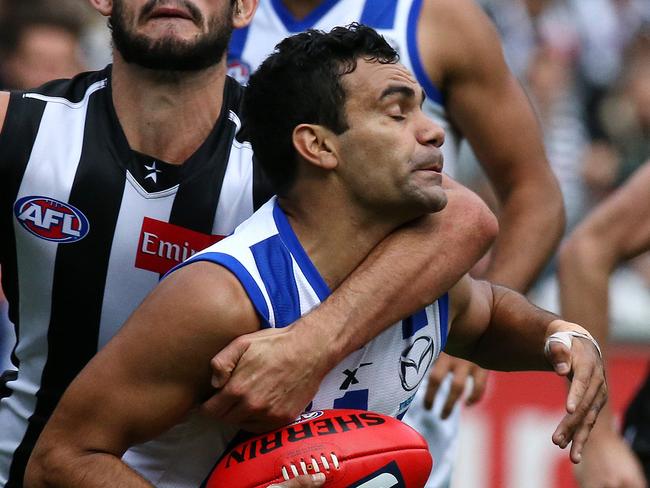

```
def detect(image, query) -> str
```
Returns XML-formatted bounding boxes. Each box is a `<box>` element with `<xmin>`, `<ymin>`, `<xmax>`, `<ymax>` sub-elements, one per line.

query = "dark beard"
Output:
<box><xmin>109</xmin><ymin>0</ymin><xmax>233</xmax><ymax>72</ymax></box>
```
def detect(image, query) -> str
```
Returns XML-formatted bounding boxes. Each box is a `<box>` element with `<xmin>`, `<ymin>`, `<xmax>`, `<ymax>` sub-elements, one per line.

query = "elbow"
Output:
<box><xmin>526</xmin><ymin>172</ymin><xmax>566</xmax><ymax>242</ymax></box>
<box><xmin>558</xmin><ymin>226</ymin><xmax>613</xmax><ymax>280</ymax></box>
<box><xmin>25</xmin><ymin>445</ymin><xmax>53</xmax><ymax>488</ymax></box>
<box><xmin>475</xmin><ymin>199</ymin><xmax>499</xmax><ymax>251</ymax></box>
<box><xmin>445</xmin><ymin>178</ymin><xmax>498</xmax><ymax>252</ymax></box>
<box><xmin>25</xmin><ymin>442</ymin><xmax>77</xmax><ymax>488</ymax></box>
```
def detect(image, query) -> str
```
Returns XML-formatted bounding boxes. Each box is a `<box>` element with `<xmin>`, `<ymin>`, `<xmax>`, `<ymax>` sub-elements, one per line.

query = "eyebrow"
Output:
<box><xmin>379</xmin><ymin>85</ymin><xmax>426</xmax><ymax>106</ymax></box>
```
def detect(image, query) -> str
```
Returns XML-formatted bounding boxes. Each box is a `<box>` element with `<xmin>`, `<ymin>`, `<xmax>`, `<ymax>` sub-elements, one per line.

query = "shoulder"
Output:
<box><xmin>159</xmin><ymin>260</ymin><xmax>259</xmax><ymax>332</ymax></box>
<box><xmin>159</xmin><ymin>261</ymin><xmax>252</xmax><ymax>318</ymax></box>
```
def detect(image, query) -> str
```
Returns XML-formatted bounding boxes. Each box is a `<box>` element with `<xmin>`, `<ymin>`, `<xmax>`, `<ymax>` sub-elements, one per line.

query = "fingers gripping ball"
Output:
<box><xmin>207</xmin><ymin>409</ymin><xmax>433</xmax><ymax>487</ymax></box>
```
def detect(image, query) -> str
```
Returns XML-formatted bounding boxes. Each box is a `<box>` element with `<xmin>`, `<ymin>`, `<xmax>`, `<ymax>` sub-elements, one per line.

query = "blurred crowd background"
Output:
<box><xmin>0</xmin><ymin>0</ymin><xmax>648</xmax><ymax>461</ymax></box>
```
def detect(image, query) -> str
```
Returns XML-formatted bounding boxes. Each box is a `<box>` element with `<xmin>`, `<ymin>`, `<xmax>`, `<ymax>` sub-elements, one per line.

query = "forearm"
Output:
<box><xmin>558</xmin><ymin>236</ymin><xmax>613</xmax><ymax>353</ymax></box>
<box><xmin>293</xmin><ymin>183</ymin><xmax>497</xmax><ymax>364</ymax></box>
<box><xmin>483</xmin><ymin>183</ymin><xmax>564</xmax><ymax>292</ymax></box>
<box><xmin>464</xmin><ymin>284</ymin><xmax>559</xmax><ymax>371</ymax></box>
<box><xmin>26</xmin><ymin>449</ymin><xmax>152</xmax><ymax>488</ymax></box>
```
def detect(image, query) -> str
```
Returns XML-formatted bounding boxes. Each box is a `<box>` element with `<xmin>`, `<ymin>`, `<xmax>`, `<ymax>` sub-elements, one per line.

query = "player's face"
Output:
<box><xmin>109</xmin><ymin>0</ymin><xmax>235</xmax><ymax>71</ymax></box>
<box><xmin>335</xmin><ymin>59</ymin><xmax>447</xmax><ymax>219</ymax></box>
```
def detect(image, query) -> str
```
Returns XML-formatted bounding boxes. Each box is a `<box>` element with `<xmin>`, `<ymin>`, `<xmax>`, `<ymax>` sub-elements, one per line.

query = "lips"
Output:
<box><xmin>414</xmin><ymin>158</ymin><xmax>443</xmax><ymax>173</ymax></box>
<box><xmin>148</xmin><ymin>6</ymin><xmax>193</xmax><ymax>21</ymax></box>
<box><xmin>417</xmin><ymin>164</ymin><xmax>442</xmax><ymax>172</ymax></box>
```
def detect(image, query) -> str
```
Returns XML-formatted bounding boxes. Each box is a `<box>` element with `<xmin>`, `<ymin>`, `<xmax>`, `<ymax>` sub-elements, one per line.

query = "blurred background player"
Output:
<box><xmin>212</xmin><ymin>1</ymin><xmax>564</xmax><ymax>486</ymax></box>
<box><xmin>0</xmin><ymin>0</ymin><xmax>87</xmax><ymax>90</ymax></box>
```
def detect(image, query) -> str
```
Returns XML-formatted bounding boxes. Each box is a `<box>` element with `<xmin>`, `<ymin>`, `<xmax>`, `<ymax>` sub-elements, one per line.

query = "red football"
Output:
<box><xmin>207</xmin><ymin>409</ymin><xmax>432</xmax><ymax>487</ymax></box>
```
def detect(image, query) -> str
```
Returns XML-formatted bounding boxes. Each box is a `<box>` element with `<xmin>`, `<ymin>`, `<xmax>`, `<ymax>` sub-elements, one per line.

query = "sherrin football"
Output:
<box><xmin>207</xmin><ymin>409</ymin><xmax>432</xmax><ymax>487</ymax></box>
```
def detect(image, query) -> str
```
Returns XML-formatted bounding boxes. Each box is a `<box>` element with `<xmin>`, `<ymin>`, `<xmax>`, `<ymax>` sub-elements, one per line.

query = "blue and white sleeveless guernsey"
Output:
<box><xmin>121</xmin><ymin>197</ymin><xmax>448</xmax><ymax>488</ymax></box>
<box><xmin>182</xmin><ymin>196</ymin><xmax>448</xmax><ymax>416</ymax></box>
<box><xmin>227</xmin><ymin>0</ymin><xmax>462</xmax><ymax>177</ymax></box>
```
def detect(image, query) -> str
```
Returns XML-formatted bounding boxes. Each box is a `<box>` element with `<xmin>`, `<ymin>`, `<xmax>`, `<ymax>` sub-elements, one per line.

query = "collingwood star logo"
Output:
<box><xmin>144</xmin><ymin>162</ymin><xmax>162</xmax><ymax>184</ymax></box>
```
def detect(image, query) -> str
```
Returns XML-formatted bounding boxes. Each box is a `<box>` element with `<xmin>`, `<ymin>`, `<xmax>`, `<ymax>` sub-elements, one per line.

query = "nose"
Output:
<box><xmin>417</xmin><ymin>114</ymin><xmax>445</xmax><ymax>148</ymax></box>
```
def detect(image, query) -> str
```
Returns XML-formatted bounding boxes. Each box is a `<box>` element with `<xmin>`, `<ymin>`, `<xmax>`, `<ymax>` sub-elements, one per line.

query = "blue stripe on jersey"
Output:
<box><xmin>227</xmin><ymin>26</ymin><xmax>251</xmax><ymax>61</ymax></box>
<box><xmin>406</xmin><ymin>0</ymin><xmax>444</xmax><ymax>105</ymax></box>
<box><xmin>251</xmin><ymin>235</ymin><xmax>302</xmax><ymax>327</ymax></box>
<box><xmin>439</xmin><ymin>292</ymin><xmax>449</xmax><ymax>348</ymax></box>
<box><xmin>360</xmin><ymin>0</ymin><xmax>398</xmax><ymax>29</ymax></box>
<box><xmin>273</xmin><ymin>202</ymin><xmax>331</xmax><ymax>302</ymax></box>
<box><xmin>401</xmin><ymin>308</ymin><xmax>429</xmax><ymax>339</ymax></box>
<box><xmin>271</xmin><ymin>0</ymin><xmax>341</xmax><ymax>32</ymax></box>
<box><xmin>164</xmin><ymin>252</ymin><xmax>271</xmax><ymax>327</ymax></box>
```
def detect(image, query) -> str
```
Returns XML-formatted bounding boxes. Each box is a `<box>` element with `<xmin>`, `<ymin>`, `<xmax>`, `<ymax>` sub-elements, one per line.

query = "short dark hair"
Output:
<box><xmin>243</xmin><ymin>23</ymin><xmax>399</xmax><ymax>196</ymax></box>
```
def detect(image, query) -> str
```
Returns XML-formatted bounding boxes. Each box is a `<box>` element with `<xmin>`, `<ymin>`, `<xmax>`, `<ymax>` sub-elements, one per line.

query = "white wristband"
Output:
<box><xmin>544</xmin><ymin>331</ymin><xmax>602</xmax><ymax>359</ymax></box>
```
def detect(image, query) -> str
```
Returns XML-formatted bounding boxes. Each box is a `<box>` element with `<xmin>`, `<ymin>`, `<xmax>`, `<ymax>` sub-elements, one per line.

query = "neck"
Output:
<box><xmin>110</xmin><ymin>52</ymin><xmax>227</xmax><ymax>164</ymax></box>
<box><xmin>279</xmin><ymin>189</ymin><xmax>407</xmax><ymax>291</ymax></box>
<box><xmin>281</xmin><ymin>0</ymin><xmax>325</xmax><ymax>19</ymax></box>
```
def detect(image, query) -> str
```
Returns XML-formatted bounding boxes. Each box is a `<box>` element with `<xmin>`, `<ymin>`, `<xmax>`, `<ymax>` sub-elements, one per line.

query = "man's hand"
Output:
<box><xmin>423</xmin><ymin>353</ymin><xmax>488</xmax><ymax>418</ymax></box>
<box><xmin>269</xmin><ymin>473</ymin><xmax>326</xmax><ymax>488</ymax></box>
<box><xmin>574</xmin><ymin>427</ymin><xmax>647</xmax><ymax>488</ymax></box>
<box><xmin>544</xmin><ymin>321</ymin><xmax>608</xmax><ymax>464</ymax></box>
<box><xmin>202</xmin><ymin>323</ymin><xmax>330</xmax><ymax>432</ymax></box>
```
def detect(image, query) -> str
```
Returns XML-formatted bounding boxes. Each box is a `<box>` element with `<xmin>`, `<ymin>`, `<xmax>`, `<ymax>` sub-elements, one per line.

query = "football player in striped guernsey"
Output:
<box><xmin>0</xmin><ymin>0</ymin><xmax>495</xmax><ymax>486</ymax></box>
<box><xmin>26</xmin><ymin>24</ymin><xmax>605</xmax><ymax>488</ymax></box>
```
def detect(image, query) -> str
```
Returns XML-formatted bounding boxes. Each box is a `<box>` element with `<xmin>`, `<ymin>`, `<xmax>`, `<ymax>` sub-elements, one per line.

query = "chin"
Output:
<box><xmin>427</xmin><ymin>199</ymin><xmax>447</xmax><ymax>214</ymax></box>
<box><xmin>145</xmin><ymin>26</ymin><xmax>196</xmax><ymax>42</ymax></box>
<box><xmin>423</xmin><ymin>189</ymin><xmax>448</xmax><ymax>213</ymax></box>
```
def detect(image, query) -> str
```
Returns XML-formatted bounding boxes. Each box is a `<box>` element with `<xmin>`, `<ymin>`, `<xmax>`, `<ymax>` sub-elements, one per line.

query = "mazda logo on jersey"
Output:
<box><xmin>14</xmin><ymin>196</ymin><xmax>90</xmax><ymax>243</ymax></box>
<box><xmin>399</xmin><ymin>336</ymin><xmax>434</xmax><ymax>391</ymax></box>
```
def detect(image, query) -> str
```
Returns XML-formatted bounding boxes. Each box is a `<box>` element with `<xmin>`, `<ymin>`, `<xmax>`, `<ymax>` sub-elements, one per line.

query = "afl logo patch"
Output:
<box><xmin>14</xmin><ymin>196</ymin><xmax>90</xmax><ymax>243</ymax></box>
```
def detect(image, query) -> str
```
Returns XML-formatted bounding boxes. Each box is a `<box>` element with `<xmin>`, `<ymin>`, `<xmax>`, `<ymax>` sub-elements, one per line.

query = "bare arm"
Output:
<box><xmin>420</xmin><ymin>0</ymin><xmax>564</xmax><ymax>292</ymax></box>
<box><xmin>25</xmin><ymin>263</ymin><xmax>260</xmax><ymax>488</ymax></box>
<box><xmin>204</xmin><ymin>178</ymin><xmax>498</xmax><ymax>430</ymax></box>
<box><xmin>415</xmin><ymin>0</ymin><xmax>564</xmax><ymax>415</ymax></box>
<box><xmin>446</xmin><ymin>278</ymin><xmax>556</xmax><ymax>370</ymax></box>
<box><xmin>558</xmin><ymin>161</ymin><xmax>650</xmax><ymax>487</ymax></box>
<box><xmin>446</xmin><ymin>275</ymin><xmax>607</xmax><ymax>463</ymax></box>
<box><xmin>559</xmin><ymin>161</ymin><xmax>650</xmax><ymax>361</ymax></box>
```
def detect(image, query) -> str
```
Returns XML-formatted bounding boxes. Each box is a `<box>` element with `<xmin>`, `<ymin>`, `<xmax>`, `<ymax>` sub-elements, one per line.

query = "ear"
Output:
<box><xmin>232</xmin><ymin>0</ymin><xmax>259</xmax><ymax>29</ymax></box>
<box><xmin>88</xmin><ymin>0</ymin><xmax>112</xmax><ymax>17</ymax></box>
<box><xmin>293</xmin><ymin>124</ymin><xmax>339</xmax><ymax>171</ymax></box>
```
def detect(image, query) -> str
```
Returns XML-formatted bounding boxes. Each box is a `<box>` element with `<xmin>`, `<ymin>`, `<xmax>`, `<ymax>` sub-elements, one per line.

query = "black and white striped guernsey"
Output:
<box><xmin>0</xmin><ymin>66</ymin><xmax>272</xmax><ymax>487</ymax></box>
